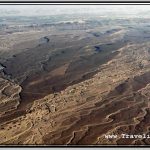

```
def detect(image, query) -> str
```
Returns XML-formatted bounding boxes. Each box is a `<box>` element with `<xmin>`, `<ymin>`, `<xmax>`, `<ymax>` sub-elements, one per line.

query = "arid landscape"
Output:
<box><xmin>0</xmin><ymin>5</ymin><xmax>150</xmax><ymax>146</ymax></box>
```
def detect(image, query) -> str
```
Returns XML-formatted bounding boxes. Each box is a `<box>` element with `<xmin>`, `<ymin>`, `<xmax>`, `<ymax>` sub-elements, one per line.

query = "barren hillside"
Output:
<box><xmin>0</xmin><ymin>5</ymin><xmax>150</xmax><ymax>146</ymax></box>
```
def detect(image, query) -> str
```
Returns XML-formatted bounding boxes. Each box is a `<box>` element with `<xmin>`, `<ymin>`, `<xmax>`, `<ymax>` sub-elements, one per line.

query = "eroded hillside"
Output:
<box><xmin>0</xmin><ymin>6</ymin><xmax>150</xmax><ymax>145</ymax></box>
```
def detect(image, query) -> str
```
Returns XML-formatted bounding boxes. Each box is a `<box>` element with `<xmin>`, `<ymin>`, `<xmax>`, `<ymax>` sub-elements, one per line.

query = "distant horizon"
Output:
<box><xmin>0</xmin><ymin>5</ymin><xmax>150</xmax><ymax>17</ymax></box>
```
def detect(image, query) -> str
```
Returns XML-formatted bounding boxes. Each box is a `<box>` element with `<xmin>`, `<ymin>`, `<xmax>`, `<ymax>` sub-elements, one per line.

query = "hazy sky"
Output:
<box><xmin>0</xmin><ymin>5</ymin><xmax>150</xmax><ymax>17</ymax></box>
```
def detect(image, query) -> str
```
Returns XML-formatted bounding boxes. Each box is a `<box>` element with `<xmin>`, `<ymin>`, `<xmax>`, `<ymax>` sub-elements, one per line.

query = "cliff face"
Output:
<box><xmin>0</xmin><ymin>77</ymin><xmax>21</xmax><ymax>117</ymax></box>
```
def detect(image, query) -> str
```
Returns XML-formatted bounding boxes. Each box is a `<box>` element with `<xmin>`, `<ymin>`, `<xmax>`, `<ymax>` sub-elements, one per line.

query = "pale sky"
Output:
<box><xmin>0</xmin><ymin>5</ymin><xmax>150</xmax><ymax>17</ymax></box>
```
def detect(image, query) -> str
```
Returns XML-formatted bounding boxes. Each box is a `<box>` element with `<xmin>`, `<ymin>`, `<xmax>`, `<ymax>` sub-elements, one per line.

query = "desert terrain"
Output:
<box><xmin>0</xmin><ymin>5</ymin><xmax>150</xmax><ymax>146</ymax></box>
